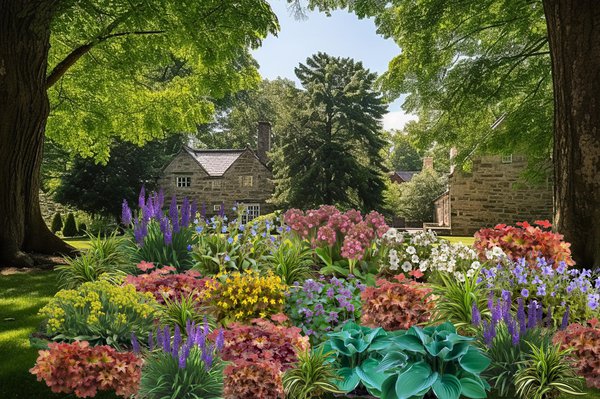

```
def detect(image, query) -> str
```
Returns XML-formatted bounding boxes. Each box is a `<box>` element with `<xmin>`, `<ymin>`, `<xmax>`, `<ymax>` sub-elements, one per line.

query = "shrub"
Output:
<box><xmin>361</xmin><ymin>276</ymin><xmax>432</xmax><ymax>331</ymax></box>
<box><xmin>286</xmin><ymin>277</ymin><xmax>363</xmax><ymax>345</ymax></box>
<box><xmin>514</xmin><ymin>342</ymin><xmax>583</xmax><ymax>399</ymax></box>
<box><xmin>380</xmin><ymin>228</ymin><xmax>440</xmax><ymax>274</ymax></box>
<box><xmin>393</xmin><ymin>168</ymin><xmax>447</xmax><ymax>223</ymax></box>
<box><xmin>214</xmin><ymin>316</ymin><xmax>309</xmax><ymax>372</ymax></box>
<box><xmin>50</xmin><ymin>212</ymin><xmax>62</xmax><ymax>233</ymax></box>
<box><xmin>56</xmin><ymin>232</ymin><xmax>132</xmax><ymax>289</ymax></box>
<box><xmin>39</xmin><ymin>279</ymin><xmax>157</xmax><ymax>347</ymax></box>
<box><xmin>30</xmin><ymin>341</ymin><xmax>141</xmax><ymax>398</ymax></box>
<box><xmin>553</xmin><ymin>321</ymin><xmax>600</xmax><ymax>389</ymax></box>
<box><xmin>138</xmin><ymin>323</ymin><xmax>225</xmax><ymax>399</ymax></box>
<box><xmin>224</xmin><ymin>359</ymin><xmax>284</xmax><ymax>399</ymax></box>
<box><xmin>62</xmin><ymin>212</ymin><xmax>78</xmax><ymax>237</ymax></box>
<box><xmin>203</xmin><ymin>270</ymin><xmax>286</xmax><ymax>323</ymax></box>
<box><xmin>474</xmin><ymin>220</ymin><xmax>574</xmax><ymax>266</ymax></box>
<box><xmin>283</xmin><ymin>348</ymin><xmax>342</xmax><ymax>399</ymax></box>
<box><xmin>267</xmin><ymin>238</ymin><xmax>315</xmax><ymax>285</ymax></box>
<box><xmin>161</xmin><ymin>293</ymin><xmax>216</xmax><ymax>334</ymax></box>
<box><xmin>78</xmin><ymin>222</ymin><xmax>87</xmax><ymax>235</ymax></box>
<box><xmin>124</xmin><ymin>262</ymin><xmax>210</xmax><ymax>304</ymax></box>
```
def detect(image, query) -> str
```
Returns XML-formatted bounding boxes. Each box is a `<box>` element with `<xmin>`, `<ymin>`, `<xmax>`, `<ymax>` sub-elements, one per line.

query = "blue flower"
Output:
<box><xmin>221</xmin><ymin>226</ymin><xmax>227</xmax><ymax>233</ymax></box>
<box><xmin>588</xmin><ymin>293</ymin><xmax>599</xmax><ymax>310</ymax></box>
<box><xmin>536</xmin><ymin>284</ymin><xmax>546</xmax><ymax>296</ymax></box>
<box><xmin>521</xmin><ymin>288</ymin><xmax>529</xmax><ymax>298</ymax></box>
<box><xmin>187</xmin><ymin>244</ymin><xmax>193</xmax><ymax>251</ymax></box>
<box><xmin>227</xmin><ymin>237</ymin><xmax>234</xmax><ymax>244</ymax></box>
<box><xmin>224</xmin><ymin>255</ymin><xmax>231</xmax><ymax>262</ymax></box>
<box><xmin>196</xmin><ymin>226</ymin><xmax>204</xmax><ymax>233</ymax></box>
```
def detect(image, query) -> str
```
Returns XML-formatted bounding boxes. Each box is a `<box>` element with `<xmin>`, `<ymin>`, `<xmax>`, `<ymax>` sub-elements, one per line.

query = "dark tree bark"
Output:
<box><xmin>0</xmin><ymin>0</ymin><xmax>75</xmax><ymax>266</ymax></box>
<box><xmin>543</xmin><ymin>0</ymin><xmax>600</xmax><ymax>267</ymax></box>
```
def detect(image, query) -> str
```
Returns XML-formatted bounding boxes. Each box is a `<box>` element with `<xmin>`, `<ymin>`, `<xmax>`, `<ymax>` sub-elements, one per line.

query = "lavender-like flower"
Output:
<box><xmin>215</xmin><ymin>329</ymin><xmax>225</xmax><ymax>351</ymax></box>
<box><xmin>218</xmin><ymin>202</ymin><xmax>225</xmax><ymax>218</ymax></box>
<box><xmin>527</xmin><ymin>300</ymin><xmax>538</xmax><ymax>329</ymax></box>
<box><xmin>482</xmin><ymin>320</ymin><xmax>496</xmax><ymax>347</ymax></box>
<box><xmin>471</xmin><ymin>303</ymin><xmax>481</xmax><ymax>326</ymax></box>
<box><xmin>546</xmin><ymin>305</ymin><xmax>553</xmax><ymax>328</ymax></box>
<box><xmin>162</xmin><ymin>326</ymin><xmax>171</xmax><ymax>353</ymax></box>
<box><xmin>134</xmin><ymin>220</ymin><xmax>148</xmax><ymax>245</ymax></box>
<box><xmin>172</xmin><ymin>325</ymin><xmax>182</xmax><ymax>358</ymax></box>
<box><xmin>517</xmin><ymin>297</ymin><xmax>526</xmax><ymax>335</ymax></box>
<box><xmin>181</xmin><ymin>197</ymin><xmax>190</xmax><ymax>227</ymax></box>
<box><xmin>164</xmin><ymin>227</ymin><xmax>173</xmax><ymax>246</ymax></box>
<box><xmin>169</xmin><ymin>195</ymin><xmax>180</xmax><ymax>233</ymax></box>
<box><xmin>201</xmin><ymin>344</ymin><xmax>214</xmax><ymax>370</ymax></box>
<box><xmin>138</xmin><ymin>185</ymin><xmax>146</xmax><ymax>209</ymax></box>
<box><xmin>201</xmin><ymin>202</ymin><xmax>207</xmax><ymax>220</ymax></box>
<box><xmin>560</xmin><ymin>306</ymin><xmax>570</xmax><ymax>330</ymax></box>
<box><xmin>148</xmin><ymin>331</ymin><xmax>154</xmax><ymax>351</ymax></box>
<box><xmin>131</xmin><ymin>333</ymin><xmax>140</xmax><ymax>354</ymax></box>
<box><xmin>157</xmin><ymin>189</ymin><xmax>165</xmax><ymax>212</ymax></box>
<box><xmin>190</xmin><ymin>200</ymin><xmax>198</xmax><ymax>222</ymax></box>
<box><xmin>121</xmin><ymin>200</ymin><xmax>132</xmax><ymax>225</ymax></box>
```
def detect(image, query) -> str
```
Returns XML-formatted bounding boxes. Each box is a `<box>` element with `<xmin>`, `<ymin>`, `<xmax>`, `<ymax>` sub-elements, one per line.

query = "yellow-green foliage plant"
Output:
<box><xmin>283</xmin><ymin>348</ymin><xmax>342</xmax><ymax>399</ymax></box>
<box><xmin>39</xmin><ymin>279</ymin><xmax>157</xmax><ymax>348</ymax></box>
<box><xmin>202</xmin><ymin>269</ymin><xmax>286</xmax><ymax>323</ymax></box>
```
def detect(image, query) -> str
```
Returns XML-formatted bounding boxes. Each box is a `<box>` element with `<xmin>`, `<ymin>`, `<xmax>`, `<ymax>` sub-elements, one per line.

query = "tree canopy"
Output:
<box><xmin>272</xmin><ymin>52</ymin><xmax>388</xmax><ymax>211</ymax></box>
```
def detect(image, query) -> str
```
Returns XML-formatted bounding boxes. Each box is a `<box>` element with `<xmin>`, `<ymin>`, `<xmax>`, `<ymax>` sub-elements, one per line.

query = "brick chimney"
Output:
<box><xmin>423</xmin><ymin>156</ymin><xmax>434</xmax><ymax>170</ymax></box>
<box><xmin>257</xmin><ymin>121</ymin><xmax>271</xmax><ymax>164</ymax></box>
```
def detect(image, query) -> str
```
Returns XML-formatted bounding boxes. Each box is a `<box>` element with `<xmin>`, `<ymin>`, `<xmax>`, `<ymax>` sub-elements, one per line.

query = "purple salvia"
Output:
<box><xmin>471</xmin><ymin>303</ymin><xmax>481</xmax><ymax>326</ymax></box>
<box><xmin>517</xmin><ymin>297</ymin><xmax>527</xmax><ymax>335</ymax></box>
<box><xmin>216</xmin><ymin>329</ymin><xmax>225</xmax><ymax>351</ymax></box>
<box><xmin>155</xmin><ymin>328</ymin><xmax>163</xmax><ymax>349</ymax></box>
<box><xmin>219</xmin><ymin>202</ymin><xmax>225</xmax><ymax>218</ymax></box>
<box><xmin>148</xmin><ymin>331</ymin><xmax>154</xmax><ymax>351</ymax></box>
<box><xmin>190</xmin><ymin>200</ymin><xmax>198</xmax><ymax>222</ymax></box>
<box><xmin>157</xmin><ymin>189</ymin><xmax>165</xmax><ymax>211</ymax></box>
<box><xmin>145</xmin><ymin>196</ymin><xmax>154</xmax><ymax>220</ymax></box>
<box><xmin>203</xmin><ymin>317</ymin><xmax>210</xmax><ymax>336</ymax></box>
<box><xmin>134</xmin><ymin>220</ymin><xmax>147</xmax><ymax>245</ymax></box>
<box><xmin>164</xmin><ymin>228</ymin><xmax>173</xmax><ymax>246</ymax></box>
<box><xmin>121</xmin><ymin>200</ymin><xmax>132</xmax><ymax>225</ymax></box>
<box><xmin>487</xmin><ymin>291</ymin><xmax>494</xmax><ymax>312</ymax></box>
<box><xmin>178</xmin><ymin>348</ymin><xmax>187</xmax><ymax>369</ymax></box>
<box><xmin>536</xmin><ymin>302</ymin><xmax>543</xmax><ymax>325</ymax></box>
<box><xmin>172</xmin><ymin>325</ymin><xmax>182</xmax><ymax>358</ymax></box>
<box><xmin>201</xmin><ymin>202</ymin><xmax>207</xmax><ymax>220</ymax></box>
<box><xmin>181</xmin><ymin>197</ymin><xmax>190</xmax><ymax>227</ymax></box>
<box><xmin>546</xmin><ymin>305</ymin><xmax>553</xmax><ymax>328</ymax></box>
<box><xmin>162</xmin><ymin>326</ymin><xmax>171</xmax><ymax>353</ymax></box>
<box><xmin>169</xmin><ymin>195</ymin><xmax>180</xmax><ymax>233</ymax></box>
<box><xmin>527</xmin><ymin>300</ymin><xmax>538</xmax><ymax>329</ymax></box>
<box><xmin>159</xmin><ymin>216</ymin><xmax>169</xmax><ymax>235</ymax></box>
<box><xmin>202</xmin><ymin>343</ymin><xmax>214</xmax><ymax>371</ymax></box>
<box><xmin>491</xmin><ymin>300</ymin><xmax>502</xmax><ymax>326</ymax></box>
<box><xmin>138</xmin><ymin>186</ymin><xmax>146</xmax><ymax>209</ymax></box>
<box><xmin>131</xmin><ymin>333</ymin><xmax>140</xmax><ymax>354</ymax></box>
<box><xmin>482</xmin><ymin>321</ymin><xmax>496</xmax><ymax>347</ymax></box>
<box><xmin>560</xmin><ymin>306</ymin><xmax>570</xmax><ymax>330</ymax></box>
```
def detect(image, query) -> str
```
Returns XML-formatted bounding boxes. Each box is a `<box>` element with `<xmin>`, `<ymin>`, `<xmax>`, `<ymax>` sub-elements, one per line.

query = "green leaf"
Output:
<box><xmin>376</xmin><ymin>351</ymin><xmax>408</xmax><ymax>373</ymax></box>
<box><xmin>389</xmin><ymin>333</ymin><xmax>427</xmax><ymax>354</ymax></box>
<box><xmin>336</xmin><ymin>367</ymin><xmax>361</xmax><ymax>392</ymax></box>
<box><xmin>459</xmin><ymin>347</ymin><xmax>491</xmax><ymax>374</ymax></box>
<box><xmin>393</xmin><ymin>361</ymin><xmax>434</xmax><ymax>398</ymax></box>
<box><xmin>357</xmin><ymin>358</ymin><xmax>388</xmax><ymax>390</ymax></box>
<box><xmin>460</xmin><ymin>377</ymin><xmax>488</xmax><ymax>399</ymax></box>
<box><xmin>432</xmin><ymin>374</ymin><xmax>462</xmax><ymax>399</ymax></box>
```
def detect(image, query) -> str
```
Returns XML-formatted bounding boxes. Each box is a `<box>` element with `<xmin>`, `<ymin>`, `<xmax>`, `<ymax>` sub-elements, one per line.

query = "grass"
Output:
<box><xmin>0</xmin><ymin>268</ymin><xmax>599</xmax><ymax>399</ymax></box>
<box><xmin>64</xmin><ymin>237</ymin><xmax>92</xmax><ymax>250</ymax></box>
<box><xmin>439</xmin><ymin>235</ymin><xmax>476</xmax><ymax>246</ymax></box>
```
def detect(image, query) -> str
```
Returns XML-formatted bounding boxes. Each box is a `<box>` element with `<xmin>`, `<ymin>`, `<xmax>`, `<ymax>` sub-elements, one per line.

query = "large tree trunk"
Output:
<box><xmin>543</xmin><ymin>0</ymin><xmax>600</xmax><ymax>268</ymax></box>
<box><xmin>0</xmin><ymin>0</ymin><xmax>74</xmax><ymax>266</ymax></box>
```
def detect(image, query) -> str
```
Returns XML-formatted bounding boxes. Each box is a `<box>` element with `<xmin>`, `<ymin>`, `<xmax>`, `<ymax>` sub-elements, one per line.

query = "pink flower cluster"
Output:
<box><xmin>284</xmin><ymin>206</ymin><xmax>389</xmax><ymax>260</ymax></box>
<box><xmin>30</xmin><ymin>341</ymin><xmax>142</xmax><ymax>398</ymax></box>
<box><xmin>124</xmin><ymin>262</ymin><xmax>211</xmax><ymax>304</ymax></box>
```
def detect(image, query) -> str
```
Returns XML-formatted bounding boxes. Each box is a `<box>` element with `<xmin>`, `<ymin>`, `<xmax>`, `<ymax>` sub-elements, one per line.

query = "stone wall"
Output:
<box><xmin>158</xmin><ymin>149</ymin><xmax>275</xmax><ymax>218</ymax></box>
<box><xmin>448</xmin><ymin>155</ymin><xmax>553</xmax><ymax>236</ymax></box>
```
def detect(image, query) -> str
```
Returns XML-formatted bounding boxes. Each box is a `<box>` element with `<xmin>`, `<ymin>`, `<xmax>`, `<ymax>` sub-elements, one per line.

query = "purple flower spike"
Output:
<box><xmin>131</xmin><ymin>333</ymin><xmax>140</xmax><ymax>354</ymax></box>
<box><xmin>201</xmin><ymin>202</ymin><xmax>207</xmax><ymax>220</ymax></box>
<box><xmin>517</xmin><ymin>298</ymin><xmax>527</xmax><ymax>335</ymax></box>
<box><xmin>148</xmin><ymin>331</ymin><xmax>154</xmax><ymax>351</ymax></box>
<box><xmin>190</xmin><ymin>200</ymin><xmax>198</xmax><ymax>222</ymax></box>
<box><xmin>482</xmin><ymin>320</ymin><xmax>496</xmax><ymax>347</ymax></box>
<box><xmin>560</xmin><ymin>306</ymin><xmax>570</xmax><ymax>330</ymax></box>
<box><xmin>121</xmin><ymin>200</ymin><xmax>132</xmax><ymax>225</ymax></box>
<box><xmin>471</xmin><ymin>303</ymin><xmax>481</xmax><ymax>326</ymax></box>
<box><xmin>172</xmin><ymin>325</ymin><xmax>182</xmax><ymax>357</ymax></box>
<box><xmin>216</xmin><ymin>329</ymin><xmax>225</xmax><ymax>351</ymax></box>
<box><xmin>164</xmin><ymin>227</ymin><xmax>173</xmax><ymax>246</ymax></box>
<box><xmin>138</xmin><ymin>186</ymin><xmax>146</xmax><ymax>209</ymax></box>
<box><xmin>181</xmin><ymin>197</ymin><xmax>190</xmax><ymax>227</ymax></box>
<box><xmin>169</xmin><ymin>195</ymin><xmax>180</xmax><ymax>233</ymax></box>
<box><xmin>163</xmin><ymin>326</ymin><xmax>171</xmax><ymax>353</ymax></box>
<box><xmin>527</xmin><ymin>301</ymin><xmax>538</xmax><ymax>329</ymax></box>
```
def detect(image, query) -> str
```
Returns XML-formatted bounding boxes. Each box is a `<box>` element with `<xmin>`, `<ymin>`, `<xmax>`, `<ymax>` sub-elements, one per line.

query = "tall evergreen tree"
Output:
<box><xmin>273</xmin><ymin>53</ymin><xmax>387</xmax><ymax>211</ymax></box>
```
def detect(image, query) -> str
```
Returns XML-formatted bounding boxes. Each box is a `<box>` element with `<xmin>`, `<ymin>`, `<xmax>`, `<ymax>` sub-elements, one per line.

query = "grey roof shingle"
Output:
<box><xmin>184</xmin><ymin>147</ymin><xmax>245</xmax><ymax>177</ymax></box>
<box><xmin>395</xmin><ymin>171</ymin><xmax>418</xmax><ymax>182</ymax></box>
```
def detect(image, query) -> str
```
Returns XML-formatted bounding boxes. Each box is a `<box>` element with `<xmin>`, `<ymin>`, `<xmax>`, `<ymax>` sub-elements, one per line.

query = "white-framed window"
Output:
<box><xmin>501</xmin><ymin>154</ymin><xmax>513</xmax><ymax>164</ymax></box>
<box><xmin>213</xmin><ymin>204</ymin><xmax>223</xmax><ymax>212</ymax></box>
<box><xmin>241</xmin><ymin>203</ymin><xmax>260</xmax><ymax>224</ymax></box>
<box><xmin>176</xmin><ymin>176</ymin><xmax>191</xmax><ymax>188</ymax></box>
<box><xmin>238</xmin><ymin>175</ymin><xmax>253</xmax><ymax>187</ymax></box>
<box><xmin>211</xmin><ymin>180</ymin><xmax>223</xmax><ymax>190</ymax></box>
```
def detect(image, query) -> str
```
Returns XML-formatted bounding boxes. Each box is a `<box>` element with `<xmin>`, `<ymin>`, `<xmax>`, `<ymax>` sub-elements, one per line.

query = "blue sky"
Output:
<box><xmin>252</xmin><ymin>1</ymin><xmax>416</xmax><ymax>130</ymax></box>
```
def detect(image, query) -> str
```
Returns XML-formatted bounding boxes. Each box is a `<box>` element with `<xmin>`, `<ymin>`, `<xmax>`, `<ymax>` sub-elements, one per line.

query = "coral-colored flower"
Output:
<box><xmin>136</xmin><ymin>261</ymin><xmax>155</xmax><ymax>272</ymax></box>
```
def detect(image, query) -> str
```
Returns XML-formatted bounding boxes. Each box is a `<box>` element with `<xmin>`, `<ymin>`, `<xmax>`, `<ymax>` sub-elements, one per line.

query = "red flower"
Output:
<box><xmin>136</xmin><ymin>261</ymin><xmax>155</xmax><ymax>272</ymax></box>
<box><xmin>534</xmin><ymin>220</ymin><xmax>552</xmax><ymax>229</ymax></box>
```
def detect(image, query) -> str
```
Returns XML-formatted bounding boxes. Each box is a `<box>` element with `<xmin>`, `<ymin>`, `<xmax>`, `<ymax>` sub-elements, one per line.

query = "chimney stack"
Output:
<box><xmin>257</xmin><ymin>121</ymin><xmax>271</xmax><ymax>164</ymax></box>
<box><xmin>423</xmin><ymin>156</ymin><xmax>434</xmax><ymax>170</ymax></box>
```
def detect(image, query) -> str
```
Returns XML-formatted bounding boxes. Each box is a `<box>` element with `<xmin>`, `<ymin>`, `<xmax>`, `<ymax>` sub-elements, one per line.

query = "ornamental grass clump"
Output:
<box><xmin>474</xmin><ymin>220</ymin><xmax>574</xmax><ymax>266</ymax></box>
<box><xmin>203</xmin><ymin>269</ymin><xmax>286</xmax><ymax>323</ymax></box>
<box><xmin>360</xmin><ymin>275</ymin><xmax>432</xmax><ymax>331</ymax></box>
<box><xmin>30</xmin><ymin>341</ymin><xmax>142</xmax><ymax>398</ymax></box>
<box><xmin>39</xmin><ymin>279</ymin><xmax>157</xmax><ymax>347</ymax></box>
<box><xmin>138</xmin><ymin>322</ymin><xmax>226</xmax><ymax>399</ymax></box>
<box><xmin>285</xmin><ymin>276</ymin><xmax>363</xmax><ymax>344</ymax></box>
<box><xmin>553</xmin><ymin>320</ymin><xmax>600</xmax><ymax>389</ymax></box>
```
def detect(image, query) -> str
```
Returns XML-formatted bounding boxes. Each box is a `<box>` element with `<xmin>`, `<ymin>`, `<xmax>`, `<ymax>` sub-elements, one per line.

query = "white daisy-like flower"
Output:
<box><xmin>471</xmin><ymin>261</ymin><xmax>481</xmax><ymax>269</ymax></box>
<box><xmin>406</xmin><ymin>246</ymin><xmax>416</xmax><ymax>255</ymax></box>
<box><xmin>411</xmin><ymin>254</ymin><xmax>420</xmax><ymax>263</ymax></box>
<box><xmin>402</xmin><ymin>261</ymin><xmax>413</xmax><ymax>272</ymax></box>
<box><xmin>454</xmin><ymin>272</ymin><xmax>466</xmax><ymax>282</ymax></box>
<box><xmin>466</xmin><ymin>269</ymin><xmax>475</xmax><ymax>278</ymax></box>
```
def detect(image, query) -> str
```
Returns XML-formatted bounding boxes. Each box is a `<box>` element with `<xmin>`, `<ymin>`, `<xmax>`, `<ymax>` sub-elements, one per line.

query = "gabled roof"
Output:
<box><xmin>183</xmin><ymin>147</ymin><xmax>245</xmax><ymax>177</ymax></box>
<box><xmin>394</xmin><ymin>171</ymin><xmax>419</xmax><ymax>183</ymax></box>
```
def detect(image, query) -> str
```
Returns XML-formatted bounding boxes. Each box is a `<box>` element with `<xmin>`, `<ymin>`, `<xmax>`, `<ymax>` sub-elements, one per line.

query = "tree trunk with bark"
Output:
<box><xmin>0</xmin><ymin>0</ymin><xmax>74</xmax><ymax>266</ymax></box>
<box><xmin>543</xmin><ymin>0</ymin><xmax>600</xmax><ymax>267</ymax></box>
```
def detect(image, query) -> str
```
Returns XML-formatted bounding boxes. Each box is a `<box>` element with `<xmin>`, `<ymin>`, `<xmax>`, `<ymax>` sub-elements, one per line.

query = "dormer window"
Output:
<box><xmin>176</xmin><ymin>176</ymin><xmax>191</xmax><ymax>188</ymax></box>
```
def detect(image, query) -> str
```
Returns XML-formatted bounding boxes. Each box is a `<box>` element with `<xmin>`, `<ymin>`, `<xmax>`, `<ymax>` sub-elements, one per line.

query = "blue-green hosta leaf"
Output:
<box><xmin>407</xmin><ymin>325</ymin><xmax>432</xmax><ymax>345</ymax></box>
<box><xmin>393</xmin><ymin>361</ymin><xmax>434</xmax><ymax>399</ymax></box>
<box><xmin>336</xmin><ymin>367</ymin><xmax>361</xmax><ymax>392</ymax></box>
<box><xmin>445</xmin><ymin>342</ymin><xmax>471</xmax><ymax>361</ymax></box>
<box><xmin>458</xmin><ymin>347</ymin><xmax>491</xmax><ymax>374</ymax></box>
<box><xmin>435</xmin><ymin>322</ymin><xmax>457</xmax><ymax>334</ymax></box>
<box><xmin>376</xmin><ymin>351</ymin><xmax>409</xmax><ymax>373</ymax></box>
<box><xmin>460</xmin><ymin>377</ymin><xmax>488</xmax><ymax>398</ymax></box>
<box><xmin>432</xmin><ymin>374</ymin><xmax>462</xmax><ymax>399</ymax></box>
<box><xmin>388</xmin><ymin>333</ymin><xmax>427</xmax><ymax>354</ymax></box>
<box><xmin>357</xmin><ymin>358</ymin><xmax>388</xmax><ymax>391</ymax></box>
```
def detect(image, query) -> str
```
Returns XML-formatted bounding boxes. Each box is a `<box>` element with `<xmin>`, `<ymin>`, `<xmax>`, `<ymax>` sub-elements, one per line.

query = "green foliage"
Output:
<box><xmin>61</xmin><ymin>212</ymin><xmax>78</xmax><ymax>237</ymax></box>
<box><xmin>514</xmin><ymin>342</ymin><xmax>583</xmax><ymax>399</ymax></box>
<box><xmin>393</xmin><ymin>168</ymin><xmax>446</xmax><ymax>222</ymax></box>
<box><xmin>272</xmin><ymin>52</ymin><xmax>387</xmax><ymax>211</ymax></box>
<box><xmin>390</xmin><ymin>132</ymin><xmax>422</xmax><ymax>171</ymax></box>
<box><xmin>54</xmin><ymin>136</ymin><xmax>184</xmax><ymax>219</ymax></box>
<box><xmin>139</xmin><ymin>348</ymin><xmax>225</xmax><ymax>399</ymax></box>
<box><xmin>428</xmin><ymin>268</ymin><xmax>490</xmax><ymax>334</ymax></box>
<box><xmin>283</xmin><ymin>348</ymin><xmax>343</xmax><ymax>399</ymax></box>
<box><xmin>56</xmin><ymin>232</ymin><xmax>133</xmax><ymax>289</ymax></box>
<box><xmin>160</xmin><ymin>294</ymin><xmax>216</xmax><ymax>334</ymax></box>
<box><xmin>267</xmin><ymin>238</ymin><xmax>315</xmax><ymax>285</ymax></box>
<box><xmin>46</xmin><ymin>0</ymin><xmax>279</xmax><ymax>162</ymax></box>
<box><xmin>50</xmin><ymin>212</ymin><xmax>63</xmax><ymax>234</ymax></box>
<box><xmin>77</xmin><ymin>222</ymin><xmax>87</xmax><ymax>235</ymax></box>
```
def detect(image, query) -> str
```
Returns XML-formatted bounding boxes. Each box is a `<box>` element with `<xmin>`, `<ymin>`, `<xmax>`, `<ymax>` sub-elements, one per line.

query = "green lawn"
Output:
<box><xmin>0</xmin><ymin>268</ymin><xmax>598</xmax><ymax>399</ymax></box>
<box><xmin>440</xmin><ymin>235</ymin><xmax>476</xmax><ymax>246</ymax></box>
<box><xmin>64</xmin><ymin>237</ymin><xmax>92</xmax><ymax>250</ymax></box>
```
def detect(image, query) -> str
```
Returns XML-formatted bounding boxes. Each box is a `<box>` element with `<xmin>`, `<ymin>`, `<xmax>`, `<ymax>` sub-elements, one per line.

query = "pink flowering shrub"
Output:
<box><xmin>474</xmin><ymin>220</ymin><xmax>574</xmax><ymax>267</ymax></box>
<box><xmin>30</xmin><ymin>341</ymin><xmax>142</xmax><ymax>398</ymax></box>
<box><xmin>284</xmin><ymin>206</ymin><xmax>388</xmax><ymax>281</ymax></box>
<box><xmin>124</xmin><ymin>262</ymin><xmax>211</xmax><ymax>304</ymax></box>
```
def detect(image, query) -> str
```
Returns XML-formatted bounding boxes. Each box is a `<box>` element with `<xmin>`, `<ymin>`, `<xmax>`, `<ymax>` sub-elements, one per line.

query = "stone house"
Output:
<box><xmin>158</xmin><ymin>122</ymin><xmax>275</xmax><ymax>221</ymax></box>
<box><xmin>432</xmin><ymin>154</ymin><xmax>553</xmax><ymax>235</ymax></box>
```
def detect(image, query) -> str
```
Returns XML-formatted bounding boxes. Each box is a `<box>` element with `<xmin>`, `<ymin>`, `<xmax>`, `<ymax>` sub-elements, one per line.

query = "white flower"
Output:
<box><xmin>402</xmin><ymin>261</ymin><xmax>413</xmax><ymax>272</ymax></box>
<box><xmin>485</xmin><ymin>250</ymin><xmax>494</xmax><ymax>260</ymax></box>
<box><xmin>454</xmin><ymin>272</ymin><xmax>466</xmax><ymax>282</ymax></box>
<box><xmin>492</xmin><ymin>246</ymin><xmax>504</xmax><ymax>257</ymax></box>
<box><xmin>406</xmin><ymin>246</ymin><xmax>416</xmax><ymax>255</ymax></box>
<box><xmin>419</xmin><ymin>260</ymin><xmax>429</xmax><ymax>272</ymax></box>
<box><xmin>471</xmin><ymin>261</ymin><xmax>481</xmax><ymax>269</ymax></box>
<box><xmin>466</xmin><ymin>269</ymin><xmax>475</xmax><ymax>278</ymax></box>
<box><xmin>411</xmin><ymin>254</ymin><xmax>420</xmax><ymax>263</ymax></box>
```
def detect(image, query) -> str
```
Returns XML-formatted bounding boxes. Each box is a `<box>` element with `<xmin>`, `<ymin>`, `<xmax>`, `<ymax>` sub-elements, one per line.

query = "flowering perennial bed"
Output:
<box><xmin>28</xmin><ymin>191</ymin><xmax>600</xmax><ymax>399</ymax></box>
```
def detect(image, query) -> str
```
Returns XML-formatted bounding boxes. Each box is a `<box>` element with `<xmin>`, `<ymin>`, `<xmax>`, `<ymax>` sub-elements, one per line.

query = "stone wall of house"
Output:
<box><xmin>158</xmin><ymin>150</ymin><xmax>275</xmax><ymax>218</ymax></box>
<box><xmin>448</xmin><ymin>155</ymin><xmax>553</xmax><ymax>236</ymax></box>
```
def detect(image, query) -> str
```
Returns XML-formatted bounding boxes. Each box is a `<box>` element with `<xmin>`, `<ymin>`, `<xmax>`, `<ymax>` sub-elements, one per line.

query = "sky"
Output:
<box><xmin>251</xmin><ymin>1</ymin><xmax>417</xmax><ymax>131</ymax></box>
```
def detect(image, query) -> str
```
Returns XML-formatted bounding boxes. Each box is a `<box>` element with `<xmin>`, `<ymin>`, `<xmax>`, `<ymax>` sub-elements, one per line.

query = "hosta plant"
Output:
<box><xmin>361</xmin><ymin>275</ymin><xmax>432</xmax><ymax>331</ymax></box>
<box><xmin>283</xmin><ymin>348</ymin><xmax>342</xmax><ymax>399</ymax></box>
<box><xmin>553</xmin><ymin>320</ymin><xmax>600</xmax><ymax>389</ymax></box>
<box><xmin>375</xmin><ymin>323</ymin><xmax>491</xmax><ymax>399</ymax></box>
<box><xmin>30</xmin><ymin>341</ymin><xmax>142</xmax><ymax>398</ymax></box>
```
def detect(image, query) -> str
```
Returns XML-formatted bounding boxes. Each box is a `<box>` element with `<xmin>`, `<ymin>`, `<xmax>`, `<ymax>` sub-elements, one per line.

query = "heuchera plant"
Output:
<box><xmin>361</xmin><ymin>275</ymin><xmax>433</xmax><ymax>331</ymax></box>
<box><xmin>124</xmin><ymin>262</ymin><xmax>210</xmax><ymax>304</ymax></box>
<box><xmin>285</xmin><ymin>276</ymin><xmax>364</xmax><ymax>344</ymax></box>
<box><xmin>553</xmin><ymin>319</ymin><xmax>600</xmax><ymax>389</ymax></box>
<box><xmin>224</xmin><ymin>359</ymin><xmax>285</xmax><ymax>399</ymax></box>
<box><xmin>284</xmin><ymin>206</ymin><xmax>388</xmax><ymax>283</ymax></box>
<box><xmin>474</xmin><ymin>221</ymin><xmax>574</xmax><ymax>267</ymax></box>
<box><xmin>30</xmin><ymin>341</ymin><xmax>142</xmax><ymax>398</ymax></box>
